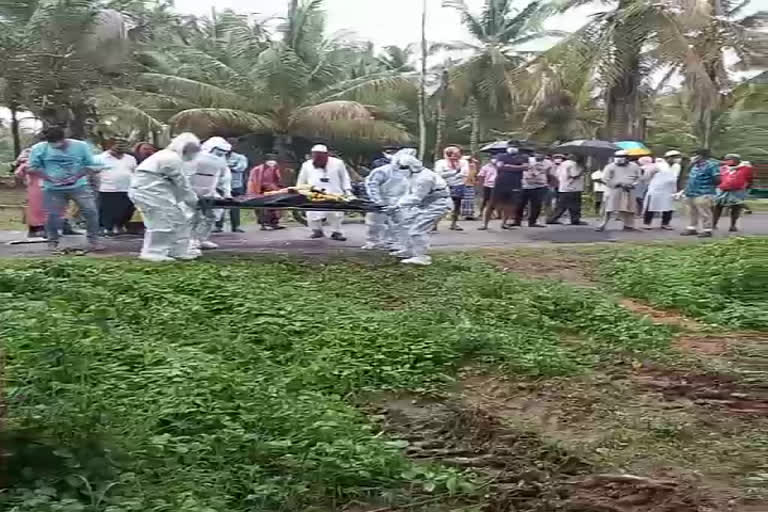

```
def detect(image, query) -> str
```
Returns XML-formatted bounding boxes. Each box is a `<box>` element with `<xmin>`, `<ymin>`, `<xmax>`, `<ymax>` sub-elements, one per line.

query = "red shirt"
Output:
<box><xmin>719</xmin><ymin>164</ymin><xmax>753</xmax><ymax>191</ymax></box>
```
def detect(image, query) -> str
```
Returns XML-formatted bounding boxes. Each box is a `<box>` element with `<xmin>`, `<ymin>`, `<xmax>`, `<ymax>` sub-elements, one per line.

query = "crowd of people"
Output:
<box><xmin>11</xmin><ymin>127</ymin><xmax>756</xmax><ymax>263</ymax></box>
<box><xmin>13</xmin><ymin>127</ymin><xmax>286</xmax><ymax>259</ymax></box>
<box><xmin>415</xmin><ymin>145</ymin><xmax>755</xmax><ymax>239</ymax></box>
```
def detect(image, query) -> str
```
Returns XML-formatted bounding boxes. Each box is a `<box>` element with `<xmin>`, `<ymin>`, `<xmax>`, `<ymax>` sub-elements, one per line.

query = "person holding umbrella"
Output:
<box><xmin>547</xmin><ymin>153</ymin><xmax>587</xmax><ymax>226</ymax></box>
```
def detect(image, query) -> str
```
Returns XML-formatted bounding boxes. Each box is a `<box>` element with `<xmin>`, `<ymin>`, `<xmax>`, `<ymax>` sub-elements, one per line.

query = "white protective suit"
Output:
<box><xmin>129</xmin><ymin>133</ymin><xmax>200</xmax><ymax>262</ymax></box>
<box><xmin>296</xmin><ymin>156</ymin><xmax>352</xmax><ymax>235</ymax></box>
<box><xmin>188</xmin><ymin>137</ymin><xmax>232</xmax><ymax>250</ymax></box>
<box><xmin>363</xmin><ymin>148</ymin><xmax>415</xmax><ymax>250</ymax></box>
<box><xmin>394</xmin><ymin>156</ymin><xmax>452</xmax><ymax>266</ymax></box>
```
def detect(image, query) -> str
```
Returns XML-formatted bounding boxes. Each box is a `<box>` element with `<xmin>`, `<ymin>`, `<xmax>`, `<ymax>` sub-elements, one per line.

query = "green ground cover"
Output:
<box><xmin>0</xmin><ymin>255</ymin><xmax>670</xmax><ymax>512</ymax></box>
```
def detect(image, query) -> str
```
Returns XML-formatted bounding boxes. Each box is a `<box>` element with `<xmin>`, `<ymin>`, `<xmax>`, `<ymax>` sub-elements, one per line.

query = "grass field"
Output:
<box><xmin>2</xmin><ymin>240</ymin><xmax>767</xmax><ymax>512</ymax></box>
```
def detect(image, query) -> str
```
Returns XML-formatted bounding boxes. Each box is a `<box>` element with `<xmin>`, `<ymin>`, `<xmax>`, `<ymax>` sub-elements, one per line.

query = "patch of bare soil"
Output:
<box><xmin>484</xmin><ymin>250</ymin><xmax>597</xmax><ymax>286</ymax></box>
<box><xmin>369</xmin><ymin>395</ymin><xmax>721</xmax><ymax>512</ymax></box>
<box><xmin>457</xmin><ymin>372</ymin><xmax>768</xmax><ymax>510</ymax></box>
<box><xmin>618</xmin><ymin>299</ymin><xmax>707</xmax><ymax>331</ymax></box>
<box><xmin>634</xmin><ymin>368</ymin><xmax>768</xmax><ymax>416</ymax></box>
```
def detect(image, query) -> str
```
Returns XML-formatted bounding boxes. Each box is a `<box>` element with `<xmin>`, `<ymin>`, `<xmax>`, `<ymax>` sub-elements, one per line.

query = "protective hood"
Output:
<box><xmin>201</xmin><ymin>136</ymin><xmax>232</xmax><ymax>154</ymax></box>
<box><xmin>391</xmin><ymin>148</ymin><xmax>418</xmax><ymax>168</ymax></box>
<box><xmin>399</xmin><ymin>155</ymin><xmax>424</xmax><ymax>173</ymax></box>
<box><xmin>167</xmin><ymin>133</ymin><xmax>201</xmax><ymax>156</ymax></box>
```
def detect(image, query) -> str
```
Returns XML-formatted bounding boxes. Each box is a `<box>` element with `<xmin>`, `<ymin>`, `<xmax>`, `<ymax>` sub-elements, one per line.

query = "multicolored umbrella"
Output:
<box><xmin>616</xmin><ymin>141</ymin><xmax>650</xmax><ymax>151</ymax></box>
<box><xmin>626</xmin><ymin>147</ymin><xmax>652</xmax><ymax>156</ymax></box>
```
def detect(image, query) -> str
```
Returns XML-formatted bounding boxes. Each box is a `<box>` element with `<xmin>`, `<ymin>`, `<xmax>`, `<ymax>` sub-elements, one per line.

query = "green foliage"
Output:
<box><xmin>598</xmin><ymin>238</ymin><xmax>768</xmax><ymax>330</ymax></box>
<box><xmin>0</xmin><ymin>255</ymin><xmax>670</xmax><ymax>511</ymax></box>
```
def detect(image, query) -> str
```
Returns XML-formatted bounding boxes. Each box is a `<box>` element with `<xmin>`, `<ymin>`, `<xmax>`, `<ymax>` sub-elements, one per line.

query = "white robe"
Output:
<box><xmin>644</xmin><ymin>162</ymin><xmax>677</xmax><ymax>213</ymax></box>
<box><xmin>297</xmin><ymin>157</ymin><xmax>352</xmax><ymax>229</ymax></box>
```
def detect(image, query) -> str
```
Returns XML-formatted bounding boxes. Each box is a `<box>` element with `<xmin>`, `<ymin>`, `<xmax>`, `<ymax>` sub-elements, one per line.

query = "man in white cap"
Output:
<box><xmin>297</xmin><ymin>144</ymin><xmax>352</xmax><ymax>240</ymax></box>
<box><xmin>596</xmin><ymin>150</ymin><xmax>642</xmax><ymax>232</ymax></box>
<box><xmin>664</xmin><ymin>150</ymin><xmax>684</xmax><ymax>180</ymax></box>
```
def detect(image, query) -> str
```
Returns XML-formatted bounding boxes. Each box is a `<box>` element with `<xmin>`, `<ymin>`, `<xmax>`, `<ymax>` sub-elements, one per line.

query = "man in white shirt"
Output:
<box><xmin>547</xmin><ymin>154</ymin><xmax>587</xmax><ymax>225</ymax></box>
<box><xmin>591</xmin><ymin>168</ymin><xmax>607</xmax><ymax>214</ymax></box>
<box><xmin>297</xmin><ymin>144</ymin><xmax>352</xmax><ymax>240</ymax></box>
<box><xmin>98</xmin><ymin>138</ymin><xmax>137</xmax><ymax>235</ymax></box>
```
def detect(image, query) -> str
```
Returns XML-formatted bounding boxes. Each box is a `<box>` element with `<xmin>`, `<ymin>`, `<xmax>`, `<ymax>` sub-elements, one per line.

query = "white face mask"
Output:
<box><xmin>615</xmin><ymin>157</ymin><xmax>628</xmax><ymax>165</ymax></box>
<box><xmin>554</xmin><ymin>158</ymin><xmax>563</xmax><ymax>164</ymax></box>
<box><xmin>266</xmin><ymin>160</ymin><xmax>277</xmax><ymax>167</ymax></box>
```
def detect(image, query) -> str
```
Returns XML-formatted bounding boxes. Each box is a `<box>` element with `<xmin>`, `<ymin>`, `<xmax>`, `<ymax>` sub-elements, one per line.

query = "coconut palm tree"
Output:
<box><xmin>441</xmin><ymin>0</ymin><xmax>565</xmax><ymax>154</ymax></box>
<box><xmin>110</xmin><ymin>0</ymin><xmax>413</xmax><ymax>154</ymax></box>
<box><xmin>548</xmin><ymin>0</ymin><xmax>766</xmax><ymax>142</ymax></box>
<box><xmin>0</xmin><ymin>0</ymin><xmax>129</xmax><ymax>140</ymax></box>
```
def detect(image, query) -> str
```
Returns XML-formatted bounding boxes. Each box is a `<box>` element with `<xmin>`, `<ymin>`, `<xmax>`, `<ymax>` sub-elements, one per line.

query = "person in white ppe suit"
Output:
<box><xmin>129</xmin><ymin>133</ymin><xmax>200</xmax><ymax>262</ymax></box>
<box><xmin>362</xmin><ymin>148</ymin><xmax>415</xmax><ymax>250</ymax></box>
<box><xmin>393</xmin><ymin>155</ymin><xmax>452</xmax><ymax>266</ymax></box>
<box><xmin>188</xmin><ymin>137</ymin><xmax>232</xmax><ymax>251</ymax></box>
<box><xmin>297</xmin><ymin>144</ymin><xmax>352</xmax><ymax>241</ymax></box>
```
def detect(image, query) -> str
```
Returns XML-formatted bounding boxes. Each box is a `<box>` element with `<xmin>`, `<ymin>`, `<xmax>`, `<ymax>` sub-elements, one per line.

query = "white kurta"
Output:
<box><xmin>603</xmin><ymin>162</ymin><xmax>641</xmax><ymax>213</ymax></box>
<box><xmin>297</xmin><ymin>157</ymin><xmax>352</xmax><ymax>230</ymax></box>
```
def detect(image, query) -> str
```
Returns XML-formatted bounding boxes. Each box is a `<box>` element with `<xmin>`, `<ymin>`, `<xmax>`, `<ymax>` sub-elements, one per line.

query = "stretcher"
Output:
<box><xmin>208</xmin><ymin>192</ymin><xmax>382</xmax><ymax>213</ymax></box>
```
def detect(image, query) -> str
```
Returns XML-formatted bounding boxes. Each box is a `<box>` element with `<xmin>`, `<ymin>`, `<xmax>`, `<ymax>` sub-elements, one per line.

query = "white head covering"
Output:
<box><xmin>664</xmin><ymin>150</ymin><xmax>681</xmax><ymax>158</ymax></box>
<box><xmin>200</xmin><ymin>136</ymin><xmax>232</xmax><ymax>154</ymax></box>
<box><xmin>398</xmin><ymin>155</ymin><xmax>423</xmax><ymax>172</ymax></box>
<box><xmin>311</xmin><ymin>144</ymin><xmax>328</xmax><ymax>153</ymax></box>
<box><xmin>507</xmin><ymin>147</ymin><xmax>519</xmax><ymax>154</ymax></box>
<box><xmin>391</xmin><ymin>148</ymin><xmax>418</xmax><ymax>167</ymax></box>
<box><xmin>167</xmin><ymin>133</ymin><xmax>201</xmax><ymax>156</ymax></box>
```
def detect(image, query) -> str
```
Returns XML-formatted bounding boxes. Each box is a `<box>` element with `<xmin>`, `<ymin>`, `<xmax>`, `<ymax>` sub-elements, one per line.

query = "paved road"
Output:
<box><xmin>1</xmin><ymin>213</ymin><xmax>766</xmax><ymax>258</ymax></box>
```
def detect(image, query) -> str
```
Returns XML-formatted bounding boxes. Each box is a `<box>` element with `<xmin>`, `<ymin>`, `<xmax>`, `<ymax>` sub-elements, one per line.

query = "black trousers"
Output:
<box><xmin>515</xmin><ymin>187</ymin><xmax>547</xmax><ymax>225</ymax></box>
<box><xmin>216</xmin><ymin>187</ymin><xmax>245</xmax><ymax>230</ymax></box>
<box><xmin>643</xmin><ymin>210</ymin><xmax>673</xmax><ymax>226</ymax></box>
<box><xmin>98</xmin><ymin>191</ymin><xmax>135</xmax><ymax>230</ymax></box>
<box><xmin>548</xmin><ymin>191</ymin><xmax>582</xmax><ymax>224</ymax></box>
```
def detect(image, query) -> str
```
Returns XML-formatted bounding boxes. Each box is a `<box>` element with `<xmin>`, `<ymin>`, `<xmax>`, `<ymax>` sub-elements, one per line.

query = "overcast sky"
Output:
<box><xmin>173</xmin><ymin>0</ymin><xmax>602</xmax><ymax>49</ymax></box>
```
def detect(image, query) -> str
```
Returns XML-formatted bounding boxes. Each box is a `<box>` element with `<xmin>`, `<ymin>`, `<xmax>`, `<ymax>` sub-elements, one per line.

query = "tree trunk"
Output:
<box><xmin>9</xmin><ymin>102</ymin><xmax>21</xmax><ymax>159</ymax></box>
<box><xmin>469</xmin><ymin>96</ymin><xmax>480</xmax><ymax>157</ymax></box>
<box><xmin>433</xmin><ymin>69</ymin><xmax>449</xmax><ymax>161</ymax></box>
<box><xmin>604</xmin><ymin>65</ymin><xmax>643</xmax><ymax>140</ymax></box>
<box><xmin>69</xmin><ymin>102</ymin><xmax>89</xmax><ymax>140</ymax></box>
<box><xmin>603</xmin><ymin>0</ymin><xmax>644</xmax><ymax>141</ymax></box>
<box><xmin>417</xmin><ymin>0</ymin><xmax>428</xmax><ymax>162</ymax></box>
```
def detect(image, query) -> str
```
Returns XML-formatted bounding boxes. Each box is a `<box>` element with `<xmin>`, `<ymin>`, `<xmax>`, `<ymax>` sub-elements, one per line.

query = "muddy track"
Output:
<box><xmin>369</xmin><ymin>397</ymin><xmax>717</xmax><ymax>512</ymax></box>
<box><xmin>634</xmin><ymin>368</ymin><xmax>768</xmax><ymax>416</ymax></box>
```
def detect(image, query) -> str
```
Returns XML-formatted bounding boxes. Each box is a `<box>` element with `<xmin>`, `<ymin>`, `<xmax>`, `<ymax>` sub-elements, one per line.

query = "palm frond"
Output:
<box><xmin>138</xmin><ymin>73</ymin><xmax>254</xmax><ymax>110</ymax></box>
<box><xmin>442</xmin><ymin>0</ymin><xmax>487</xmax><ymax>41</ymax></box>
<box><xmin>309</xmin><ymin>72</ymin><xmax>417</xmax><ymax>103</ymax></box>
<box><xmin>168</xmin><ymin>108</ymin><xmax>273</xmax><ymax>138</ymax></box>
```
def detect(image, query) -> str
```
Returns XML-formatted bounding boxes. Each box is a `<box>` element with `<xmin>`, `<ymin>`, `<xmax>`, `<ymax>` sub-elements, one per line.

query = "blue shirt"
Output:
<box><xmin>684</xmin><ymin>159</ymin><xmax>720</xmax><ymax>197</ymax></box>
<box><xmin>28</xmin><ymin>140</ymin><xmax>100</xmax><ymax>191</ymax></box>
<box><xmin>227</xmin><ymin>152</ymin><xmax>249</xmax><ymax>190</ymax></box>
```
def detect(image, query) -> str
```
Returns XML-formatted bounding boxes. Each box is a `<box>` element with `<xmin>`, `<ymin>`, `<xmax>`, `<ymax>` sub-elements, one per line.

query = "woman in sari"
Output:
<box><xmin>14</xmin><ymin>149</ymin><xmax>46</xmax><ymax>238</ymax></box>
<box><xmin>247</xmin><ymin>156</ymin><xmax>285</xmax><ymax>230</ymax></box>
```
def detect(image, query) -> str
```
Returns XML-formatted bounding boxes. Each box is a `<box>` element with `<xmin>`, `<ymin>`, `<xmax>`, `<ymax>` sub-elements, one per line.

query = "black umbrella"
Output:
<box><xmin>480</xmin><ymin>139</ymin><xmax>538</xmax><ymax>153</ymax></box>
<box><xmin>480</xmin><ymin>140</ymin><xmax>510</xmax><ymax>153</ymax></box>
<box><xmin>555</xmin><ymin>139</ymin><xmax>618</xmax><ymax>158</ymax></box>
